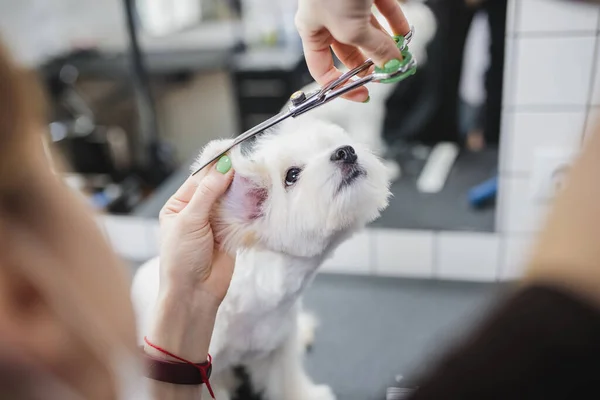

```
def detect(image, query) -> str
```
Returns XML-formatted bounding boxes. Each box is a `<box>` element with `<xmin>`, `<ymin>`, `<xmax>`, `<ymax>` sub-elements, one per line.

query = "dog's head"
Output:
<box><xmin>191</xmin><ymin>118</ymin><xmax>391</xmax><ymax>258</ymax></box>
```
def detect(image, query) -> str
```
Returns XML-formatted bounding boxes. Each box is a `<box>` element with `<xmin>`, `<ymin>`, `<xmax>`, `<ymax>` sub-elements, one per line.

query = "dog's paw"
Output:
<box><xmin>384</xmin><ymin>159</ymin><xmax>401</xmax><ymax>182</ymax></box>
<box><xmin>307</xmin><ymin>384</ymin><xmax>336</xmax><ymax>400</ymax></box>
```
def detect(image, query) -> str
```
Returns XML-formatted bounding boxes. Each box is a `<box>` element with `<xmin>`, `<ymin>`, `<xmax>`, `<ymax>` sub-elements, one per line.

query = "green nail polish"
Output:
<box><xmin>362</xmin><ymin>96</ymin><xmax>371</xmax><ymax>104</ymax></box>
<box><xmin>216</xmin><ymin>155</ymin><xmax>232</xmax><ymax>174</ymax></box>
<box><xmin>375</xmin><ymin>48</ymin><xmax>417</xmax><ymax>84</ymax></box>
<box><xmin>383</xmin><ymin>59</ymin><xmax>401</xmax><ymax>73</ymax></box>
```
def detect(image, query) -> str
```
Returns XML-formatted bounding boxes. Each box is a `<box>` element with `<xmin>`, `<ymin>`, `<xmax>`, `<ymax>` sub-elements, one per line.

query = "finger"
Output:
<box><xmin>370</xmin><ymin>13</ymin><xmax>389</xmax><ymax>35</ymax></box>
<box><xmin>181</xmin><ymin>158</ymin><xmax>234</xmax><ymax>223</ymax></box>
<box><xmin>161</xmin><ymin>141</ymin><xmax>234</xmax><ymax>218</ymax></box>
<box><xmin>296</xmin><ymin>25</ymin><xmax>336</xmax><ymax>85</ymax></box>
<box><xmin>299</xmin><ymin>29</ymin><xmax>369</xmax><ymax>102</ymax></box>
<box><xmin>349</xmin><ymin>24</ymin><xmax>403</xmax><ymax>68</ymax></box>
<box><xmin>161</xmin><ymin>175</ymin><xmax>203</xmax><ymax>217</ymax></box>
<box><xmin>375</xmin><ymin>0</ymin><xmax>411</xmax><ymax>37</ymax></box>
<box><xmin>358</xmin><ymin>13</ymin><xmax>395</xmax><ymax>78</ymax></box>
<box><xmin>331</xmin><ymin>40</ymin><xmax>369</xmax><ymax>76</ymax></box>
<box><xmin>304</xmin><ymin>45</ymin><xmax>369</xmax><ymax>102</ymax></box>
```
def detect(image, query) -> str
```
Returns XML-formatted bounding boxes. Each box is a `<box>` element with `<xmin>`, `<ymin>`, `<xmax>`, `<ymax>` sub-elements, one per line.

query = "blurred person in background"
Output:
<box><xmin>0</xmin><ymin>0</ymin><xmax>600</xmax><ymax>399</ymax></box>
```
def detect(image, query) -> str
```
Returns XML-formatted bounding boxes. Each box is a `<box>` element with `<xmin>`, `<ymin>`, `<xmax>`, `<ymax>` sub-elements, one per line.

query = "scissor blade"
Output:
<box><xmin>191</xmin><ymin>111</ymin><xmax>290</xmax><ymax>176</ymax></box>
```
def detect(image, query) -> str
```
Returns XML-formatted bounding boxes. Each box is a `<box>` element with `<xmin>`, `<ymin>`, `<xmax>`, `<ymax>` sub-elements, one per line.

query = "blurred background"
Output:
<box><xmin>2</xmin><ymin>0</ymin><xmax>600</xmax><ymax>398</ymax></box>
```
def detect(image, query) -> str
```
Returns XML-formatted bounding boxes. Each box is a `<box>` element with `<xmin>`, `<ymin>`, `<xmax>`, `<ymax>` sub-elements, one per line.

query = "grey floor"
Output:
<box><xmin>372</xmin><ymin>146</ymin><xmax>498</xmax><ymax>233</ymax></box>
<box><xmin>128</xmin><ymin>260</ymin><xmax>507</xmax><ymax>400</ymax></box>
<box><xmin>301</xmin><ymin>274</ymin><xmax>507</xmax><ymax>400</ymax></box>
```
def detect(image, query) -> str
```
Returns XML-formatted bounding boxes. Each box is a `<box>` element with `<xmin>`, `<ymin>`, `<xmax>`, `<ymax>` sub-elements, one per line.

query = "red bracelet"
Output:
<box><xmin>143</xmin><ymin>336</ymin><xmax>215</xmax><ymax>398</ymax></box>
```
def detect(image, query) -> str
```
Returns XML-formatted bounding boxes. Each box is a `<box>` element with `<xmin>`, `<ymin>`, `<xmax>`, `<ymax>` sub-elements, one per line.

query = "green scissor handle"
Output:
<box><xmin>374</xmin><ymin>34</ymin><xmax>417</xmax><ymax>84</ymax></box>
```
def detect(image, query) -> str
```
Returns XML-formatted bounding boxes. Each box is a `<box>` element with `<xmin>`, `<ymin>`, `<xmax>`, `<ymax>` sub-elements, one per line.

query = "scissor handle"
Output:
<box><xmin>288</xmin><ymin>29</ymin><xmax>417</xmax><ymax>117</ymax></box>
<box><xmin>319</xmin><ymin>27</ymin><xmax>414</xmax><ymax>95</ymax></box>
<box><xmin>319</xmin><ymin>61</ymin><xmax>373</xmax><ymax>95</ymax></box>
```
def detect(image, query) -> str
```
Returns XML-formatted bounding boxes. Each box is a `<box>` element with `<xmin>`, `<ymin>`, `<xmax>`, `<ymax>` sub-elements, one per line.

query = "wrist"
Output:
<box><xmin>159</xmin><ymin>281</ymin><xmax>223</xmax><ymax>312</ymax></box>
<box><xmin>145</xmin><ymin>289</ymin><xmax>220</xmax><ymax>362</ymax></box>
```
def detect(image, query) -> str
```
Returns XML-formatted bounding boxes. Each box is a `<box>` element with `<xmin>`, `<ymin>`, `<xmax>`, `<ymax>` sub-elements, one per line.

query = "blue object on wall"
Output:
<box><xmin>468</xmin><ymin>176</ymin><xmax>498</xmax><ymax>208</ymax></box>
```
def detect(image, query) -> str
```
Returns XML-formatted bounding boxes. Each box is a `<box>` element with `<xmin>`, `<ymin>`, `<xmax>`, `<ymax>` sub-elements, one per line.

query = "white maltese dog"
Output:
<box><xmin>131</xmin><ymin>117</ymin><xmax>391</xmax><ymax>400</ymax></box>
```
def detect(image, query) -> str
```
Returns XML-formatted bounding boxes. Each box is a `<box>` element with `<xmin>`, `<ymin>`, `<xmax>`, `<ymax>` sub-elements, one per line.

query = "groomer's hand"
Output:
<box><xmin>295</xmin><ymin>0</ymin><xmax>410</xmax><ymax>102</ymax></box>
<box><xmin>158</xmin><ymin>155</ymin><xmax>235</xmax><ymax>305</ymax></box>
<box><xmin>145</xmin><ymin>155</ymin><xmax>234</xmax><ymax>371</ymax></box>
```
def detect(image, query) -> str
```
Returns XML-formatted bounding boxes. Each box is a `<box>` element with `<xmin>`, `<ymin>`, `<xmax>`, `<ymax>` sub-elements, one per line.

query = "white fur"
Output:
<box><xmin>131</xmin><ymin>118</ymin><xmax>391</xmax><ymax>399</ymax></box>
<box><xmin>293</xmin><ymin>1</ymin><xmax>438</xmax><ymax>182</ymax></box>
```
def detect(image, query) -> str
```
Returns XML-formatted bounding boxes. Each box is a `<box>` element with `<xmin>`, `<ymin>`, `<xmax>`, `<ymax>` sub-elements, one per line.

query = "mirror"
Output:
<box><xmin>376</xmin><ymin>0</ymin><xmax>507</xmax><ymax>233</ymax></box>
<box><xmin>287</xmin><ymin>0</ymin><xmax>508</xmax><ymax>233</ymax></box>
<box><xmin>349</xmin><ymin>0</ymin><xmax>507</xmax><ymax>233</ymax></box>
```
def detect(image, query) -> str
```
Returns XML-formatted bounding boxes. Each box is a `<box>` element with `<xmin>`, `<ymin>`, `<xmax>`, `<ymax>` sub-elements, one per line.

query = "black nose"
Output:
<box><xmin>330</xmin><ymin>145</ymin><xmax>357</xmax><ymax>164</ymax></box>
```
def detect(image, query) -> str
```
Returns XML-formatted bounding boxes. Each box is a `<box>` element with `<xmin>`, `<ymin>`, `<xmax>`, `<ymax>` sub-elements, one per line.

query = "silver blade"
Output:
<box><xmin>190</xmin><ymin>111</ymin><xmax>290</xmax><ymax>176</ymax></box>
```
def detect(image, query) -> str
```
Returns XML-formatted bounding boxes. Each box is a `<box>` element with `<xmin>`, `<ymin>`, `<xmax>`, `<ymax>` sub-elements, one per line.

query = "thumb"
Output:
<box><xmin>350</xmin><ymin>25</ymin><xmax>402</xmax><ymax>68</ymax></box>
<box><xmin>182</xmin><ymin>156</ymin><xmax>234</xmax><ymax>222</ymax></box>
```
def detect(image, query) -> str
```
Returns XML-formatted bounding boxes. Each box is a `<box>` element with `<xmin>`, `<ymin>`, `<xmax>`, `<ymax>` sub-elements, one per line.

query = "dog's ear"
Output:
<box><xmin>212</xmin><ymin>159</ymin><xmax>271</xmax><ymax>254</ymax></box>
<box><xmin>221</xmin><ymin>172</ymin><xmax>268</xmax><ymax>221</ymax></box>
<box><xmin>191</xmin><ymin>138</ymin><xmax>271</xmax><ymax>254</ymax></box>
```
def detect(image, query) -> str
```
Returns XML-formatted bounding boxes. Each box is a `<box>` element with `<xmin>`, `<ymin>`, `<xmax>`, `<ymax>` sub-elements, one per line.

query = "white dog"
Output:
<box><xmin>131</xmin><ymin>117</ymin><xmax>391</xmax><ymax>399</ymax></box>
<box><xmin>294</xmin><ymin>0</ymin><xmax>438</xmax><ymax>182</ymax></box>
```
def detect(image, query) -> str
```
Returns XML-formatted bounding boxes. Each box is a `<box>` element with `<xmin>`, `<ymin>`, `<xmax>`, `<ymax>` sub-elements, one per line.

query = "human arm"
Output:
<box><xmin>142</xmin><ymin>155</ymin><xmax>235</xmax><ymax>399</ymax></box>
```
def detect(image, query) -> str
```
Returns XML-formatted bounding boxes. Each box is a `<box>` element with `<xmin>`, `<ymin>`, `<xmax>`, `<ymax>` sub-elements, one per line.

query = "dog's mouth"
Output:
<box><xmin>337</xmin><ymin>164</ymin><xmax>366</xmax><ymax>192</ymax></box>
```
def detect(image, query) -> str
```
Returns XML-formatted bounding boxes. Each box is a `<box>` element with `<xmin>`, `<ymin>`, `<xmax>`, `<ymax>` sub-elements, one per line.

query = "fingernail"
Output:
<box><xmin>383</xmin><ymin>59</ymin><xmax>401</xmax><ymax>73</ymax></box>
<box><xmin>362</xmin><ymin>96</ymin><xmax>371</xmax><ymax>104</ymax></box>
<box><xmin>215</xmin><ymin>155</ymin><xmax>232</xmax><ymax>174</ymax></box>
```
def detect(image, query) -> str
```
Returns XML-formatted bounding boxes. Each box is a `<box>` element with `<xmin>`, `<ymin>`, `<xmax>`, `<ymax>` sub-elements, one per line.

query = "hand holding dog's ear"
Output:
<box><xmin>158</xmin><ymin>154</ymin><xmax>235</xmax><ymax>305</ymax></box>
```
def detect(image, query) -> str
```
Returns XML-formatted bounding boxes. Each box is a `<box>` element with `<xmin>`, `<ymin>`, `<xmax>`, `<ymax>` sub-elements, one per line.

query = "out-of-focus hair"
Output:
<box><xmin>0</xmin><ymin>39</ymin><xmax>137</xmax><ymax>400</ymax></box>
<box><xmin>0</xmin><ymin>40</ymin><xmax>49</xmax><ymax>208</ymax></box>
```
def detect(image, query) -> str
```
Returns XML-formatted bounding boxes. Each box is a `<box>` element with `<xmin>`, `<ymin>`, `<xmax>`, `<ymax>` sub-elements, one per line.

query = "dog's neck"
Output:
<box><xmin>224</xmin><ymin>229</ymin><xmax>354</xmax><ymax>314</ymax></box>
<box><xmin>226</xmin><ymin>249</ymin><xmax>323</xmax><ymax>312</ymax></box>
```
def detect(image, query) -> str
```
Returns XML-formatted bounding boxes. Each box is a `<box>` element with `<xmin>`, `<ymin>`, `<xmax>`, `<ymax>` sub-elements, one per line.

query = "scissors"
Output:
<box><xmin>192</xmin><ymin>28</ymin><xmax>417</xmax><ymax>176</ymax></box>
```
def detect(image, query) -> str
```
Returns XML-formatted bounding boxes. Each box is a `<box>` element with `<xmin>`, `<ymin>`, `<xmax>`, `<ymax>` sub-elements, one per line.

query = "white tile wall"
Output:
<box><xmin>516</xmin><ymin>0</ymin><xmax>600</xmax><ymax>34</ymax></box>
<box><xmin>147</xmin><ymin>220</ymin><xmax>162</xmax><ymax>256</ymax></box>
<box><xmin>511</xmin><ymin>36</ymin><xmax>596</xmax><ymax>107</ymax></box>
<box><xmin>372</xmin><ymin>229</ymin><xmax>434</xmax><ymax>278</ymax></box>
<box><xmin>101</xmin><ymin>215</ymin><xmax>158</xmax><ymax>262</ymax></box>
<box><xmin>435</xmin><ymin>232</ymin><xmax>500</xmax><ymax>281</ymax></box>
<box><xmin>505</xmin><ymin>0</ymin><xmax>518</xmax><ymax>35</ymax></box>
<box><xmin>321</xmin><ymin>230</ymin><xmax>372</xmax><ymax>275</ymax></box>
<box><xmin>498</xmin><ymin>177</ymin><xmax>550</xmax><ymax>234</ymax></box>
<box><xmin>499</xmin><ymin>234</ymin><xmax>535</xmax><ymax>281</ymax></box>
<box><xmin>502</xmin><ymin>111</ymin><xmax>586</xmax><ymax>174</ymax></box>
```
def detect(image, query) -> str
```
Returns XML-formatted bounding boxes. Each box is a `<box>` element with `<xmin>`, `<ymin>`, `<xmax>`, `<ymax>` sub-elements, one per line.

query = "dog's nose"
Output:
<box><xmin>330</xmin><ymin>145</ymin><xmax>357</xmax><ymax>164</ymax></box>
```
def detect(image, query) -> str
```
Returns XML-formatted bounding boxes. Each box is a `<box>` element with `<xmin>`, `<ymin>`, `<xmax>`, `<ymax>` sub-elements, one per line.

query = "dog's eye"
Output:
<box><xmin>285</xmin><ymin>167</ymin><xmax>301</xmax><ymax>187</ymax></box>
